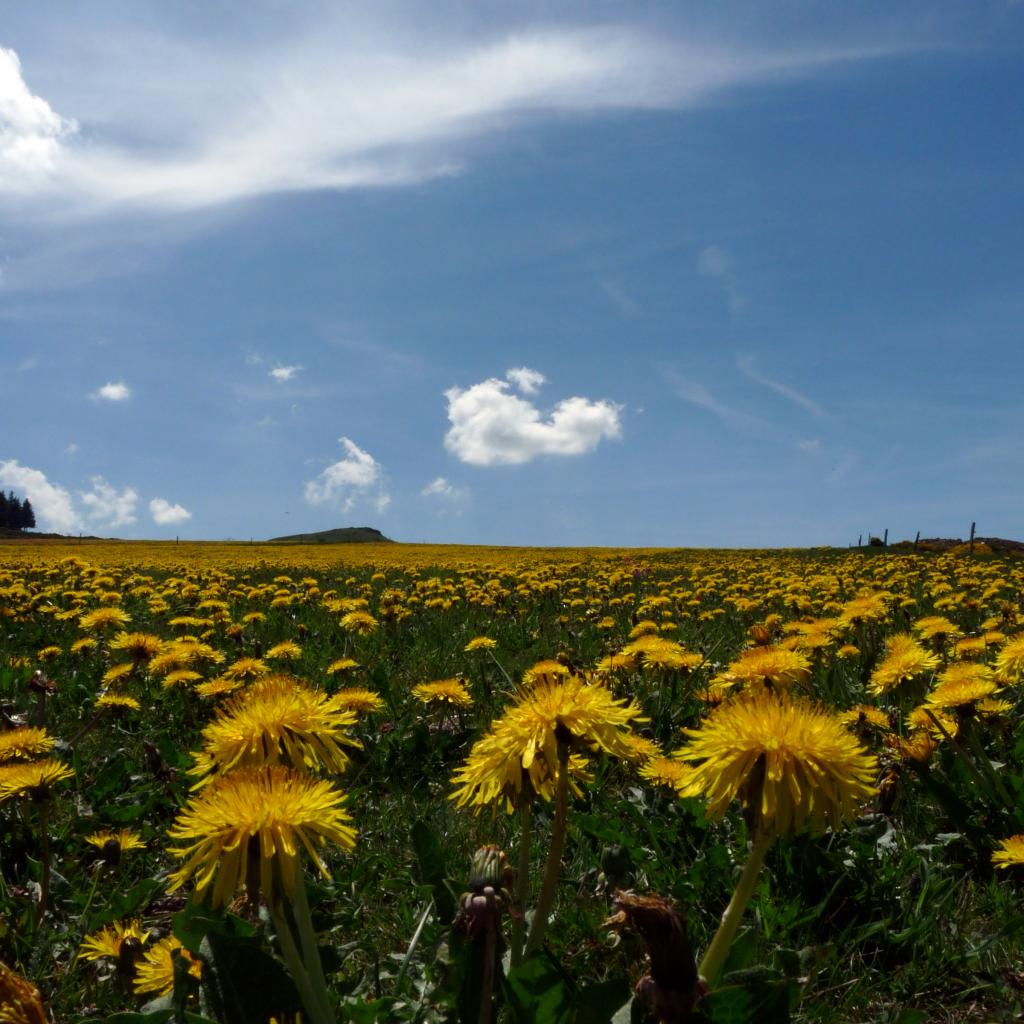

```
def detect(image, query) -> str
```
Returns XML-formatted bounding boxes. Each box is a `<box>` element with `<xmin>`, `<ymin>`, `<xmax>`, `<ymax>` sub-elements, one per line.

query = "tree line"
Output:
<box><xmin>0</xmin><ymin>491</ymin><xmax>36</xmax><ymax>530</ymax></box>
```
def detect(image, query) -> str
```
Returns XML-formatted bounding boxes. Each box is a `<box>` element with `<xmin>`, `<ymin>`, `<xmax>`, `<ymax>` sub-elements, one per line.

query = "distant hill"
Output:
<box><xmin>266</xmin><ymin>526</ymin><xmax>394</xmax><ymax>544</ymax></box>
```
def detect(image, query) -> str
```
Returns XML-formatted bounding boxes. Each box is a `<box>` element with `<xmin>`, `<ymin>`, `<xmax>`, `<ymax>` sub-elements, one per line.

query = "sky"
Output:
<box><xmin>1</xmin><ymin>1</ymin><xmax>1022</xmax><ymax>547</ymax></box>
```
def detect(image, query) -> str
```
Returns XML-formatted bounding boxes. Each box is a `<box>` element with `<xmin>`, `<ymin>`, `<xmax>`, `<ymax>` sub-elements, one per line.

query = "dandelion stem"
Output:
<box><xmin>922</xmin><ymin>709</ymin><xmax>991</xmax><ymax>795</ymax></box>
<box><xmin>510</xmin><ymin>800</ymin><xmax>531</xmax><ymax>968</ymax></box>
<box><xmin>525</xmin><ymin>741</ymin><xmax>570</xmax><ymax>955</ymax></box>
<box><xmin>698</xmin><ymin>827</ymin><xmax>774</xmax><ymax>986</ymax></box>
<box><xmin>269</xmin><ymin>894</ymin><xmax>333</xmax><ymax>1024</ymax></box>
<box><xmin>962</xmin><ymin>719</ymin><xmax>1014</xmax><ymax>809</ymax></box>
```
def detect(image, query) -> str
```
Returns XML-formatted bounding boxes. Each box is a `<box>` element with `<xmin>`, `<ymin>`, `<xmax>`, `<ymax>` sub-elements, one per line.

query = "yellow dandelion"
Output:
<box><xmin>333</xmin><ymin>688</ymin><xmax>385</xmax><ymax>714</ymax></box>
<box><xmin>325</xmin><ymin>658</ymin><xmax>359</xmax><ymax>677</ymax></box>
<box><xmin>85</xmin><ymin>829</ymin><xmax>146</xmax><ymax>858</ymax></box>
<box><xmin>195</xmin><ymin>677</ymin><xmax>244</xmax><ymax>700</ymax></box>
<box><xmin>995</xmin><ymin>635</ymin><xmax>1024</xmax><ymax>683</ymax></box>
<box><xmin>869</xmin><ymin>634</ymin><xmax>939</xmax><ymax>696</ymax></box>
<box><xmin>926</xmin><ymin>667</ymin><xmax>999</xmax><ymax>712</ymax></box>
<box><xmin>70</xmin><ymin>637</ymin><xmax>98</xmax><ymax>654</ymax></box>
<box><xmin>36</xmin><ymin>646</ymin><xmax>62</xmax><ymax>662</ymax></box>
<box><xmin>836</xmin><ymin>644</ymin><xmax>860</xmax><ymax>659</ymax></box>
<box><xmin>0</xmin><ymin>727</ymin><xmax>54</xmax><ymax>764</ymax></box>
<box><xmin>266</xmin><ymin>641</ymin><xmax>303</xmax><ymax>661</ymax></box>
<box><xmin>412</xmin><ymin>679</ymin><xmax>473</xmax><ymax>708</ymax></box>
<box><xmin>162</xmin><ymin>669</ymin><xmax>203</xmax><ymax>690</ymax></box>
<box><xmin>837</xmin><ymin>705</ymin><xmax>891</xmax><ymax>733</ymax></box>
<box><xmin>620</xmin><ymin>733</ymin><xmax>662</xmax><ymax>763</ymax></box>
<box><xmin>167</xmin><ymin>765</ymin><xmax>356</xmax><ymax>905</ymax></box>
<box><xmin>522</xmin><ymin>660</ymin><xmax>571</xmax><ymax>686</ymax></box>
<box><xmin>102</xmin><ymin>662</ymin><xmax>136</xmax><ymax>686</ymax></box>
<box><xmin>907</xmin><ymin>705</ymin><xmax>959</xmax><ymax>739</ymax></box>
<box><xmin>78</xmin><ymin>919</ymin><xmax>151</xmax><ymax>961</ymax></box>
<box><xmin>450</xmin><ymin>676</ymin><xmax>644</xmax><ymax>812</ymax></box>
<box><xmin>724</xmin><ymin>645</ymin><xmax>812</xmax><ymax>691</ymax></box>
<box><xmin>190</xmin><ymin>675</ymin><xmax>360</xmax><ymax>780</ymax></box>
<box><xmin>593</xmin><ymin>652</ymin><xmax>638</xmax><ymax>677</ymax></box>
<box><xmin>340</xmin><ymin>611</ymin><xmax>378</xmax><ymax>636</ymax></box>
<box><xmin>96</xmin><ymin>692</ymin><xmax>141</xmax><ymax>712</ymax></box>
<box><xmin>674</xmin><ymin>691</ymin><xmax>877</xmax><ymax>836</ymax></box>
<box><xmin>108</xmin><ymin>632</ymin><xmax>163</xmax><ymax>661</ymax></box>
<box><xmin>0</xmin><ymin>759</ymin><xmax>75</xmax><ymax>803</ymax></box>
<box><xmin>914</xmin><ymin>615</ymin><xmax>961</xmax><ymax>643</ymax></box>
<box><xmin>639</xmin><ymin>756</ymin><xmax>693</xmax><ymax>794</ymax></box>
<box><xmin>464</xmin><ymin>636</ymin><xmax>497</xmax><ymax>652</ymax></box>
<box><xmin>992</xmin><ymin>835</ymin><xmax>1024</xmax><ymax>869</ymax></box>
<box><xmin>133</xmin><ymin>936</ymin><xmax>202</xmax><ymax>997</ymax></box>
<box><xmin>223</xmin><ymin>657</ymin><xmax>270</xmax><ymax>682</ymax></box>
<box><xmin>0</xmin><ymin>961</ymin><xmax>48</xmax><ymax>1024</ymax></box>
<box><xmin>79</xmin><ymin>607</ymin><xmax>132</xmax><ymax>632</ymax></box>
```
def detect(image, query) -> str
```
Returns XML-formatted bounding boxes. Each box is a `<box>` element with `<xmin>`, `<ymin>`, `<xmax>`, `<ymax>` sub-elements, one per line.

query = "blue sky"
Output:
<box><xmin>1</xmin><ymin>2</ymin><xmax>1022</xmax><ymax>546</ymax></box>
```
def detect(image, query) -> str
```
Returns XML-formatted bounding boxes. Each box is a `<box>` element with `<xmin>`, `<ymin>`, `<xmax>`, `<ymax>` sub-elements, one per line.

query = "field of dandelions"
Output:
<box><xmin>2</xmin><ymin>541</ymin><xmax>1024</xmax><ymax>1024</ymax></box>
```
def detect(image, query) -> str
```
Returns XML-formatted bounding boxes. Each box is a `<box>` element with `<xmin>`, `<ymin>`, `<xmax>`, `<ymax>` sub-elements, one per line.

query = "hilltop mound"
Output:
<box><xmin>266</xmin><ymin>526</ymin><xmax>393</xmax><ymax>544</ymax></box>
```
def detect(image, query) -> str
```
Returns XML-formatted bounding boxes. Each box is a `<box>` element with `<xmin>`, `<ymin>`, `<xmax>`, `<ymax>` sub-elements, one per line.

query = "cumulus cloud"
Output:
<box><xmin>444</xmin><ymin>372</ymin><xmax>622</xmax><ymax>466</ymax></box>
<box><xmin>79</xmin><ymin>476</ymin><xmax>137</xmax><ymax>527</ymax></box>
<box><xmin>505</xmin><ymin>367</ymin><xmax>546</xmax><ymax>395</ymax></box>
<box><xmin>93</xmin><ymin>380</ymin><xmax>131</xmax><ymax>401</ymax></box>
<box><xmin>0</xmin><ymin>47</ymin><xmax>77</xmax><ymax>190</ymax></box>
<box><xmin>150</xmin><ymin>497</ymin><xmax>192</xmax><ymax>525</ymax></box>
<box><xmin>0</xmin><ymin>459</ymin><xmax>81</xmax><ymax>532</ymax></box>
<box><xmin>270</xmin><ymin>364</ymin><xmax>302</xmax><ymax>382</ymax></box>
<box><xmin>304</xmin><ymin>437</ymin><xmax>390</xmax><ymax>514</ymax></box>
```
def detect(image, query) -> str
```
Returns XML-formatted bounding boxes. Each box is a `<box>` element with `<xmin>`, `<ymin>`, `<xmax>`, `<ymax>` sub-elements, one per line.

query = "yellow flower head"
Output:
<box><xmin>326</xmin><ymin>657</ymin><xmax>360</xmax><ymax>675</ymax></box>
<box><xmin>639</xmin><ymin>756</ymin><xmax>693</xmax><ymax>795</ymax></box>
<box><xmin>108</xmin><ymin>632</ymin><xmax>163</xmax><ymax>661</ymax></box>
<box><xmin>926</xmin><ymin>664</ymin><xmax>999</xmax><ymax>712</ymax></box>
<box><xmin>674</xmin><ymin>691</ymin><xmax>877</xmax><ymax>836</ymax></box>
<box><xmin>266</xmin><ymin>641</ymin><xmax>303</xmax><ymax>662</ymax></box>
<box><xmin>995</xmin><ymin>635</ymin><xmax>1024</xmax><ymax>683</ymax></box>
<box><xmin>837</xmin><ymin>705</ymin><xmax>891</xmax><ymax>733</ymax></box>
<box><xmin>85</xmin><ymin>828</ymin><xmax>146</xmax><ymax>856</ymax></box>
<box><xmin>133</xmin><ymin>936</ymin><xmax>202</xmax><ymax>997</ymax></box>
<box><xmin>223</xmin><ymin>657</ymin><xmax>270</xmax><ymax>682</ymax></box>
<box><xmin>79</xmin><ymin>607</ymin><xmax>132</xmax><ymax>632</ymax></box>
<box><xmin>412</xmin><ymin>679</ymin><xmax>473</xmax><ymax>708</ymax></box>
<box><xmin>0</xmin><ymin>960</ymin><xmax>48</xmax><ymax>1024</ymax></box>
<box><xmin>0</xmin><ymin>727</ymin><xmax>54</xmax><ymax>764</ymax></box>
<box><xmin>450</xmin><ymin>676</ymin><xmax>644</xmax><ymax>812</ymax></box>
<box><xmin>78</xmin><ymin>919</ymin><xmax>151</xmax><ymax>961</ymax></box>
<box><xmin>992</xmin><ymin>834</ymin><xmax>1024</xmax><ymax>870</ymax></box>
<box><xmin>96</xmin><ymin>692</ymin><xmax>141</xmax><ymax>712</ymax></box>
<box><xmin>724</xmin><ymin>645</ymin><xmax>812</xmax><ymax>691</ymax></box>
<box><xmin>340</xmin><ymin>611</ymin><xmax>378</xmax><ymax>636</ymax></box>
<box><xmin>333</xmin><ymin>688</ymin><xmax>385</xmax><ymax>714</ymax></box>
<box><xmin>167</xmin><ymin>765</ymin><xmax>356</xmax><ymax>906</ymax></box>
<box><xmin>464</xmin><ymin>636</ymin><xmax>497</xmax><ymax>652</ymax></box>
<box><xmin>0</xmin><ymin>759</ymin><xmax>75</xmax><ymax>802</ymax></box>
<box><xmin>869</xmin><ymin>634</ymin><xmax>939</xmax><ymax>695</ymax></box>
<box><xmin>191</xmin><ymin>675</ymin><xmax>360</xmax><ymax>781</ymax></box>
<box><xmin>521</xmin><ymin>660</ymin><xmax>571</xmax><ymax>687</ymax></box>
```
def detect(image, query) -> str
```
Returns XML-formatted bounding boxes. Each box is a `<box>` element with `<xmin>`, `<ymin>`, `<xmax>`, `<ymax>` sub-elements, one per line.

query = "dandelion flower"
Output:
<box><xmin>995</xmin><ymin>635</ymin><xmax>1024</xmax><ymax>683</ymax></box>
<box><xmin>167</xmin><ymin>765</ymin><xmax>356</xmax><ymax>905</ymax></box>
<box><xmin>334</xmin><ymin>688</ymin><xmax>384</xmax><ymax>714</ymax></box>
<box><xmin>223</xmin><ymin>657</ymin><xmax>270</xmax><ymax>682</ymax></box>
<box><xmin>102</xmin><ymin>663</ymin><xmax>136</xmax><ymax>686</ymax></box>
<box><xmin>522</xmin><ymin>660</ymin><xmax>571</xmax><ymax>686</ymax></box>
<box><xmin>96</xmin><ymin>692</ymin><xmax>141</xmax><ymax>712</ymax></box>
<box><xmin>412</xmin><ymin>679</ymin><xmax>473</xmax><ymax>708</ymax></box>
<box><xmin>85</xmin><ymin>828</ymin><xmax>146</xmax><ymax>856</ymax></box>
<box><xmin>724</xmin><ymin>646</ymin><xmax>812</xmax><ymax>691</ymax></box>
<box><xmin>191</xmin><ymin>675</ymin><xmax>360</xmax><ymax>780</ymax></box>
<box><xmin>0</xmin><ymin>727</ymin><xmax>54</xmax><ymax>764</ymax></box>
<box><xmin>837</xmin><ymin>706</ymin><xmax>891</xmax><ymax>733</ymax></box>
<box><xmin>78</xmin><ymin>919</ymin><xmax>151</xmax><ymax>961</ymax></box>
<box><xmin>992</xmin><ymin>835</ymin><xmax>1024</xmax><ymax>869</ymax></box>
<box><xmin>0</xmin><ymin>960</ymin><xmax>48</xmax><ymax>1024</ymax></box>
<box><xmin>639</xmin><ymin>757</ymin><xmax>693</xmax><ymax>795</ymax></box>
<box><xmin>108</xmin><ymin>632</ymin><xmax>162</xmax><ymax>661</ymax></box>
<box><xmin>266</xmin><ymin>641</ymin><xmax>302</xmax><ymax>661</ymax></box>
<box><xmin>326</xmin><ymin>657</ymin><xmax>359</xmax><ymax>675</ymax></box>
<box><xmin>79</xmin><ymin>607</ymin><xmax>132</xmax><ymax>632</ymax></box>
<box><xmin>674</xmin><ymin>691</ymin><xmax>877</xmax><ymax>835</ymax></box>
<box><xmin>869</xmin><ymin>634</ymin><xmax>939</xmax><ymax>696</ymax></box>
<box><xmin>133</xmin><ymin>936</ymin><xmax>202</xmax><ymax>997</ymax></box>
<box><xmin>340</xmin><ymin>611</ymin><xmax>378</xmax><ymax>636</ymax></box>
<box><xmin>0</xmin><ymin>759</ymin><xmax>75</xmax><ymax>802</ymax></box>
<box><xmin>464</xmin><ymin>636</ymin><xmax>497</xmax><ymax>652</ymax></box>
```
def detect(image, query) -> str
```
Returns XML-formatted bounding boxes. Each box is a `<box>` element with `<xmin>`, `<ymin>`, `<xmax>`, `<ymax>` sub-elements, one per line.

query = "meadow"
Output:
<box><xmin>1</xmin><ymin>540</ymin><xmax>1023</xmax><ymax>1024</ymax></box>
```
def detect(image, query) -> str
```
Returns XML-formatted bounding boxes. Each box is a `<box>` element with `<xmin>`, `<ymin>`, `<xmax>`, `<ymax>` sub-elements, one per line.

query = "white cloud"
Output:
<box><xmin>0</xmin><ymin>459</ymin><xmax>81</xmax><ymax>533</ymax></box>
<box><xmin>444</xmin><ymin>374</ymin><xmax>622</xmax><ymax>466</ymax></box>
<box><xmin>304</xmin><ymin>437</ymin><xmax>390</xmax><ymax>514</ymax></box>
<box><xmin>93</xmin><ymin>380</ymin><xmax>131</xmax><ymax>401</ymax></box>
<box><xmin>0</xmin><ymin>47</ymin><xmax>77</xmax><ymax>190</ymax></box>
<box><xmin>79</xmin><ymin>476</ymin><xmax>137</xmax><ymax>527</ymax></box>
<box><xmin>0</xmin><ymin>28</ymin><xmax>904</xmax><ymax>215</ymax></box>
<box><xmin>150</xmin><ymin>497</ymin><xmax>192</xmax><ymax>525</ymax></box>
<box><xmin>797</xmin><ymin>439</ymin><xmax>822</xmax><ymax>454</ymax></box>
<box><xmin>737</xmin><ymin>354</ymin><xmax>825</xmax><ymax>418</ymax></box>
<box><xmin>697</xmin><ymin>244</ymin><xmax>746</xmax><ymax>315</ymax></box>
<box><xmin>65</xmin><ymin>442</ymin><xmax>78</xmax><ymax>455</ymax></box>
<box><xmin>422</xmin><ymin>476</ymin><xmax>466</xmax><ymax>500</ymax></box>
<box><xmin>270</xmin><ymin>364</ymin><xmax>302</xmax><ymax>382</ymax></box>
<box><xmin>505</xmin><ymin>367</ymin><xmax>546</xmax><ymax>395</ymax></box>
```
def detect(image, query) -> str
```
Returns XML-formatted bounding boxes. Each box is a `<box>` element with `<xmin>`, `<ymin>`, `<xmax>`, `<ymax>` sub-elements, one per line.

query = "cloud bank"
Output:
<box><xmin>150</xmin><ymin>497</ymin><xmax>192</xmax><ymax>525</ymax></box>
<box><xmin>444</xmin><ymin>369</ymin><xmax>622</xmax><ymax>466</ymax></box>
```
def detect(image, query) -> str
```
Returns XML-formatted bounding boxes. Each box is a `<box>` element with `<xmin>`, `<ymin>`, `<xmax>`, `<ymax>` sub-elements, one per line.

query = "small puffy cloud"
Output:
<box><xmin>93</xmin><ymin>380</ymin><xmax>131</xmax><ymax>402</ymax></box>
<box><xmin>304</xmin><ymin>437</ymin><xmax>390</xmax><ymax>514</ymax></box>
<box><xmin>505</xmin><ymin>367</ymin><xmax>546</xmax><ymax>395</ymax></box>
<box><xmin>150</xmin><ymin>497</ymin><xmax>192</xmax><ymax>525</ymax></box>
<box><xmin>422</xmin><ymin>476</ymin><xmax>466</xmax><ymax>500</ymax></box>
<box><xmin>79</xmin><ymin>476</ymin><xmax>137</xmax><ymax>527</ymax></box>
<box><xmin>444</xmin><ymin>373</ymin><xmax>622</xmax><ymax>466</ymax></box>
<box><xmin>0</xmin><ymin>459</ymin><xmax>81</xmax><ymax>532</ymax></box>
<box><xmin>270</xmin><ymin>364</ymin><xmax>302</xmax><ymax>382</ymax></box>
<box><xmin>0</xmin><ymin>47</ymin><xmax>76</xmax><ymax>189</ymax></box>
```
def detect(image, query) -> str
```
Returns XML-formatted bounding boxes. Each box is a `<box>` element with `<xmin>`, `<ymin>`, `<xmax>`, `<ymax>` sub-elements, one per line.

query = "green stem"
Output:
<box><xmin>269</xmin><ymin>895</ymin><xmax>334</xmax><ymax>1024</ymax></box>
<box><xmin>963</xmin><ymin>719</ymin><xmax>1014</xmax><ymax>809</ymax></box>
<box><xmin>510</xmin><ymin>800</ymin><xmax>532</xmax><ymax>968</ymax></box>
<box><xmin>923</xmin><ymin>709</ymin><xmax>991</xmax><ymax>796</ymax></box>
<box><xmin>34</xmin><ymin>800</ymin><xmax>51</xmax><ymax>931</ymax></box>
<box><xmin>525</xmin><ymin>743</ymin><xmax>570</xmax><ymax>955</ymax></box>
<box><xmin>699</xmin><ymin>828</ymin><xmax>774</xmax><ymax>986</ymax></box>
